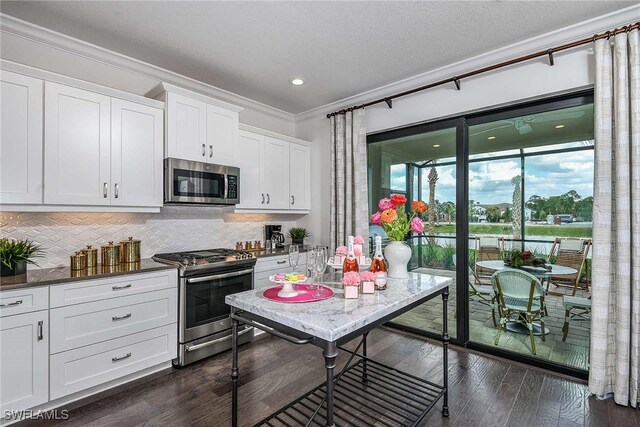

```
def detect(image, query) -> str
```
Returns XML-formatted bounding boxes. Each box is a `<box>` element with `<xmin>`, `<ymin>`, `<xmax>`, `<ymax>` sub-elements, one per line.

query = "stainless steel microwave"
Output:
<box><xmin>164</xmin><ymin>158</ymin><xmax>239</xmax><ymax>205</ymax></box>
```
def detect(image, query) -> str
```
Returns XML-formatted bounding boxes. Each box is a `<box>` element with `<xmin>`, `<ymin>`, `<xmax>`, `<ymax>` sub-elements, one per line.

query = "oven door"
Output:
<box><xmin>165</xmin><ymin>158</ymin><xmax>239</xmax><ymax>205</ymax></box>
<box><xmin>180</xmin><ymin>267</ymin><xmax>253</xmax><ymax>343</ymax></box>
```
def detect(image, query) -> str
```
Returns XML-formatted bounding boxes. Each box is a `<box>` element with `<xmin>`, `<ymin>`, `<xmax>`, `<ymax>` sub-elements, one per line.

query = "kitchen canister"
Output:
<box><xmin>81</xmin><ymin>245</ymin><xmax>98</xmax><ymax>268</ymax></box>
<box><xmin>70</xmin><ymin>252</ymin><xmax>87</xmax><ymax>271</ymax></box>
<box><xmin>101</xmin><ymin>241</ymin><xmax>120</xmax><ymax>266</ymax></box>
<box><xmin>119</xmin><ymin>237</ymin><xmax>141</xmax><ymax>263</ymax></box>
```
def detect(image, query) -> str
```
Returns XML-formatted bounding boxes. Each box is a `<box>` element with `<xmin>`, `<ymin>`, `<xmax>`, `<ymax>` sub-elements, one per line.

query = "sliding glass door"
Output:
<box><xmin>366</xmin><ymin>91</ymin><xmax>594</xmax><ymax>378</ymax></box>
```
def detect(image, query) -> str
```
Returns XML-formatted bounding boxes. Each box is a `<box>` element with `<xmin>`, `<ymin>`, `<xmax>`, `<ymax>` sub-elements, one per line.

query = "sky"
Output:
<box><xmin>390</xmin><ymin>149</ymin><xmax>594</xmax><ymax>205</ymax></box>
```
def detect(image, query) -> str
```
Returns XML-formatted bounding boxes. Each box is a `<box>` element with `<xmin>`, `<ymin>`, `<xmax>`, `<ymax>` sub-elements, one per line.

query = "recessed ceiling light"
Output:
<box><xmin>433</xmin><ymin>144</ymin><xmax>440</xmax><ymax>148</ymax></box>
<box><xmin>290</xmin><ymin>78</ymin><xmax>304</xmax><ymax>86</ymax></box>
<box><xmin>487</xmin><ymin>136</ymin><xmax>496</xmax><ymax>140</ymax></box>
<box><xmin>555</xmin><ymin>124</ymin><xmax>565</xmax><ymax>129</ymax></box>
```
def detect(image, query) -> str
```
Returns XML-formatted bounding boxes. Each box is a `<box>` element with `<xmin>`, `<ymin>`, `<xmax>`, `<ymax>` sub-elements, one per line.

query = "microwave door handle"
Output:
<box><xmin>186</xmin><ymin>268</ymin><xmax>254</xmax><ymax>284</ymax></box>
<box><xmin>224</xmin><ymin>175</ymin><xmax>229</xmax><ymax>199</ymax></box>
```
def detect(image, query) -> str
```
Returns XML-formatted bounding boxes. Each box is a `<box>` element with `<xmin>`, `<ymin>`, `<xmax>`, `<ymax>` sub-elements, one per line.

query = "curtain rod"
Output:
<box><xmin>326</xmin><ymin>21</ymin><xmax>640</xmax><ymax>118</ymax></box>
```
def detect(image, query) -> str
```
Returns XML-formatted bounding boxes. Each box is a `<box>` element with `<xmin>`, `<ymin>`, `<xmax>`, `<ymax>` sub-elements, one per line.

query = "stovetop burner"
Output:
<box><xmin>152</xmin><ymin>248</ymin><xmax>257</xmax><ymax>275</ymax></box>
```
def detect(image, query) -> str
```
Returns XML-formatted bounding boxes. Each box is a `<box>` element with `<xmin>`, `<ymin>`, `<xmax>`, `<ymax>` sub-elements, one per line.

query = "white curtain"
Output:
<box><xmin>589</xmin><ymin>29</ymin><xmax>640</xmax><ymax>407</ymax></box>
<box><xmin>329</xmin><ymin>110</ymin><xmax>369</xmax><ymax>253</ymax></box>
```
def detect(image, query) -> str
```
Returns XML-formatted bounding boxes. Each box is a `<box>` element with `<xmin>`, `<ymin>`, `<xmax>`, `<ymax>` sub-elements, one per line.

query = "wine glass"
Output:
<box><xmin>313</xmin><ymin>247</ymin><xmax>328</xmax><ymax>297</ymax></box>
<box><xmin>289</xmin><ymin>244</ymin><xmax>300</xmax><ymax>272</ymax></box>
<box><xmin>307</xmin><ymin>248</ymin><xmax>317</xmax><ymax>290</ymax></box>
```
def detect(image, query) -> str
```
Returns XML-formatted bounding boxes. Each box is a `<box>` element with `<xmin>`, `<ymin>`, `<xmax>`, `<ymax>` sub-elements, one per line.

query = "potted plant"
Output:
<box><xmin>370</xmin><ymin>196</ymin><xmax>427</xmax><ymax>279</ymax></box>
<box><xmin>288</xmin><ymin>227</ymin><xmax>310</xmax><ymax>246</ymax></box>
<box><xmin>0</xmin><ymin>238</ymin><xmax>43</xmax><ymax>276</ymax></box>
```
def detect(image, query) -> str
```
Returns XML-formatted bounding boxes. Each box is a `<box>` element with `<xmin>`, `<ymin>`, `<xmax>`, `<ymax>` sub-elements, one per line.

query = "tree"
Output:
<box><xmin>501</xmin><ymin>207</ymin><xmax>512</xmax><ymax>222</ymax></box>
<box><xmin>511</xmin><ymin>175</ymin><xmax>522</xmax><ymax>250</ymax></box>
<box><xmin>526</xmin><ymin>195</ymin><xmax>545</xmax><ymax>220</ymax></box>
<box><xmin>486</xmin><ymin>206</ymin><xmax>501</xmax><ymax>223</ymax></box>
<box><xmin>575</xmin><ymin>197</ymin><xmax>593</xmax><ymax>222</ymax></box>
<box><xmin>427</xmin><ymin>167</ymin><xmax>438</xmax><ymax>245</ymax></box>
<box><xmin>444</xmin><ymin>201</ymin><xmax>456</xmax><ymax>223</ymax></box>
<box><xmin>469</xmin><ymin>199</ymin><xmax>478</xmax><ymax>222</ymax></box>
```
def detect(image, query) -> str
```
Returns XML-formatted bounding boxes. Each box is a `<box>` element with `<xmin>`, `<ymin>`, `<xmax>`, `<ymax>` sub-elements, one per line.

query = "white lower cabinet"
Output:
<box><xmin>0</xmin><ymin>310</ymin><xmax>49</xmax><ymax>413</ymax></box>
<box><xmin>255</xmin><ymin>254</ymin><xmax>307</xmax><ymax>290</ymax></box>
<box><xmin>50</xmin><ymin>324</ymin><xmax>176</xmax><ymax>400</ymax></box>
<box><xmin>50</xmin><ymin>288</ymin><xmax>177</xmax><ymax>354</ymax></box>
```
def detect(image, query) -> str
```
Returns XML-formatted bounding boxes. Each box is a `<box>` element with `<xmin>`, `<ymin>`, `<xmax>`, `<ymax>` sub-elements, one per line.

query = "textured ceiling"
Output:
<box><xmin>0</xmin><ymin>1</ymin><xmax>634</xmax><ymax>113</ymax></box>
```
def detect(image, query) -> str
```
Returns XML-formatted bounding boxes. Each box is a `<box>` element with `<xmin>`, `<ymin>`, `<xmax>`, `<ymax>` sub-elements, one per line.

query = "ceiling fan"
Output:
<box><xmin>471</xmin><ymin>110</ymin><xmax>586</xmax><ymax>136</ymax></box>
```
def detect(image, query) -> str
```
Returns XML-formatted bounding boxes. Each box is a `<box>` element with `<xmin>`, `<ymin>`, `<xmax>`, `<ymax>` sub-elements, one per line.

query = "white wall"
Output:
<box><xmin>294</xmin><ymin>6</ymin><xmax>640</xmax><ymax>247</ymax></box>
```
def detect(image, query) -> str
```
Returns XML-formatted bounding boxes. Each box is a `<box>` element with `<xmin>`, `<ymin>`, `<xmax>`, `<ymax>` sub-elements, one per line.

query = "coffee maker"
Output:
<box><xmin>265</xmin><ymin>225</ymin><xmax>285</xmax><ymax>249</ymax></box>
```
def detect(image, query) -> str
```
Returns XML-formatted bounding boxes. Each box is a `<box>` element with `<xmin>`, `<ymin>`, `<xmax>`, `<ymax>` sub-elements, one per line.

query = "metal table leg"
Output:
<box><xmin>231</xmin><ymin>315</ymin><xmax>239</xmax><ymax>427</ymax></box>
<box><xmin>323</xmin><ymin>341</ymin><xmax>338</xmax><ymax>427</ymax></box>
<box><xmin>442</xmin><ymin>288</ymin><xmax>450</xmax><ymax>417</ymax></box>
<box><xmin>362</xmin><ymin>332</ymin><xmax>369</xmax><ymax>384</ymax></box>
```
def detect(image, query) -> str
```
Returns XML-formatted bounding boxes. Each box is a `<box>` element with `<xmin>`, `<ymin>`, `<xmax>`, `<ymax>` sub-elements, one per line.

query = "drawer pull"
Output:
<box><xmin>112</xmin><ymin>313</ymin><xmax>132</xmax><ymax>321</ymax></box>
<box><xmin>112</xmin><ymin>352</ymin><xmax>132</xmax><ymax>363</ymax></box>
<box><xmin>276</xmin><ymin>260</ymin><xmax>287</xmax><ymax>264</ymax></box>
<box><xmin>112</xmin><ymin>284</ymin><xmax>132</xmax><ymax>291</ymax></box>
<box><xmin>0</xmin><ymin>299</ymin><xmax>23</xmax><ymax>308</ymax></box>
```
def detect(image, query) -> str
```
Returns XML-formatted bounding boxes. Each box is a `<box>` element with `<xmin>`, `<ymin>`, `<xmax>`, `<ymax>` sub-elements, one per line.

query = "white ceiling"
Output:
<box><xmin>0</xmin><ymin>1</ymin><xmax>634</xmax><ymax>114</ymax></box>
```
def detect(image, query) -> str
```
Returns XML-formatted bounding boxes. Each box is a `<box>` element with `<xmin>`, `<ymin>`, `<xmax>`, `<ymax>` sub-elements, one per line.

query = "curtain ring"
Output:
<box><xmin>606</xmin><ymin>31</ymin><xmax>611</xmax><ymax>40</ymax></box>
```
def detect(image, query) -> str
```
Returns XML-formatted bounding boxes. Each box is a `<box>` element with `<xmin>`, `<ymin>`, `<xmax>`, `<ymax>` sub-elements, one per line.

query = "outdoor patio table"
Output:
<box><xmin>226</xmin><ymin>272</ymin><xmax>453</xmax><ymax>427</ymax></box>
<box><xmin>475</xmin><ymin>260</ymin><xmax>577</xmax><ymax>336</ymax></box>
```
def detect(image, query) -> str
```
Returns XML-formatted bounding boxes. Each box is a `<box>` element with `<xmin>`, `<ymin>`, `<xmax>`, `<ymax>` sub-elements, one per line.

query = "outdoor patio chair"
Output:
<box><xmin>474</xmin><ymin>236</ymin><xmax>506</xmax><ymax>285</ymax></box>
<box><xmin>492</xmin><ymin>269</ymin><xmax>547</xmax><ymax>355</ymax></box>
<box><xmin>562</xmin><ymin>295</ymin><xmax>591</xmax><ymax>342</ymax></box>
<box><xmin>453</xmin><ymin>255</ymin><xmax>497</xmax><ymax>327</ymax></box>
<box><xmin>548</xmin><ymin>238</ymin><xmax>592</xmax><ymax>296</ymax></box>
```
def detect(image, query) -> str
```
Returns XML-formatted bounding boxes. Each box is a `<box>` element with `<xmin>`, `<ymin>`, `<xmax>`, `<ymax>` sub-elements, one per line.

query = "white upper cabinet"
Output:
<box><xmin>44</xmin><ymin>82</ymin><xmax>111</xmax><ymax>205</ymax></box>
<box><xmin>207</xmin><ymin>104</ymin><xmax>240</xmax><ymax>166</ymax></box>
<box><xmin>111</xmin><ymin>99</ymin><xmax>163</xmax><ymax>207</ymax></box>
<box><xmin>236</xmin><ymin>126</ymin><xmax>311</xmax><ymax>214</ymax></box>
<box><xmin>237</xmin><ymin>130</ymin><xmax>264</xmax><ymax>209</ymax></box>
<box><xmin>263</xmin><ymin>136</ymin><xmax>290</xmax><ymax>210</ymax></box>
<box><xmin>147</xmin><ymin>83</ymin><xmax>242</xmax><ymax>166</ymax></box>
<box><xmin>0</xmin><ymin>71</ymin><xmax>43</xmax><ymax>204</ymax></box>
<box><xmin>165</xmin><ymin>92</ymin><xmax>207</xmax><ymax>162</ymax></box>
<box><xmin>289</xmin><ymin>143</ymin><xmax>311</xmax><ymax>210</ymax></box>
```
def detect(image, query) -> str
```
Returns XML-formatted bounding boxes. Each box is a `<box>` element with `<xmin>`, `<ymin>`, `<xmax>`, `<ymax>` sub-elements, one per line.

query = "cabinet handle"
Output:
<box><xmin>261</xmin><ymin>193</ymin><xmax>265</xmax><ymax>204</ymax></box>
<box><xmin>0</xmin><ymin>299</ymin><xmax>22</xmax><ymax>308</ymax></box>
<box><xmin>277</xmin><ymin>260</ymin><xmax>287</xmax><ymax>264</ymax></box>
<box><xmin>112</xmin><ymin>313</ymin><xmax>132</xmax><ymax>321</ymax></box>
<box><xmin>37</xmin><ymin>321</ymin><xmax>43</xmax><ymax>341</ymax></box>
<box><xmin>112</xmin><ymin>352</ymin><xmax>132</xmax><ymax>363</ymax></box>
<box><xmin>202</xmin><ymin>144</ymin><xmax>206</xmax><ymax>156</ymax></box>
<box><xmin>112</xmin><ymin>284</ymin><xmax>132</xmax><ymax>291</ymax></box>
<box><xmin>209</xmin><ymin>145</ymin><xmax>213</xmax><ymax>158</ymax></box>
<box><xmin>291</xmin><ymin>195</ymin><xmax>295</xmax><ymax>205</ymax></box>
<box><xmin>103</xmin><ymin>182</ymin><xmax>108</xmax><ymax>198</ymax></box>
<box><xmin>114</xmin><ymin>183</ymin><xmax>119</xmax><ymax>199</ymax></box>
<box><xmin>267</xmin><ymin>194</ymin><xmax>270</xmax><ymax>204</ymax></box>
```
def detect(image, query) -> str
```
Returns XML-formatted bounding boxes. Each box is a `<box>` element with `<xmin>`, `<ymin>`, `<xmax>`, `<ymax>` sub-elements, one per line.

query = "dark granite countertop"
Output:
<box><xmin>253</xmin><ymin>245</ymin><xmax>312</xmax><ymax>259</ymax></box>
<box><xmin>0</xmin><ymin>259</ymin><xmax>177</xmax><ymax>291</ymax></box>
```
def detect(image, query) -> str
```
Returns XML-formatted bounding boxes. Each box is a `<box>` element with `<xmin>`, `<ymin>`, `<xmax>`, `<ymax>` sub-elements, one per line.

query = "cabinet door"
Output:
<box><xmin>111</xmin><ymin>99</ymin><xmax>163</xmax><ymax>207</ymax></box>
<box><xmin>166</xmin><ymin>92</ymin><xmax>206</xmax><ymax>162</ymax></box>
<box><xmin>0</xmin><ymin>71</ymin><xmax>43</xmax><ymax>204</ymax></box>
<box><xmin>263</xmin><ymin>137</ymin><xmax>290</xmax><ymax>209</ymax></box>
<box><xmin>0</xmin><ymin>311</ymin><xmax>49</xmax><ymax>413</ymax></box>
<box><xmin>289</xmin><ymin>143</ymin><xmax>311</xmax><ymax>210</ymax></box>
<box><xmin>44</xmin><ymin>82</ymin><xmax>111</xmax><ymax>205</ymax></box>
<box><xmin>206</xmin><ymin>104</ymin><xmax>239</xmax><ymax>166</ymax></box>
<box><xmin>237</xmin><ymin>131</ymin><xmax>264</xmax><ymax>209</ymax></box>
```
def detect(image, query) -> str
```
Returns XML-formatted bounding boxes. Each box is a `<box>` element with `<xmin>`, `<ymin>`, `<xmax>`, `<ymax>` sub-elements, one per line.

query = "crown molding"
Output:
<box><xmin>0</xmin><ymin>13</ymin><xmax>295</xmax><ymax>122</ymax></box>
<box><xmin>294</xmin><ymin>4</ymin><xmax>640</xmax><ymax>122</ymax></box>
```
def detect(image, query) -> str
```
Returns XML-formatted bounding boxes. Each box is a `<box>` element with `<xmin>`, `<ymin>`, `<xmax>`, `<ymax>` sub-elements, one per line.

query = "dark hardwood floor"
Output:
<box><xmin>18</xmin><ymin>328</ymin><xmax>639</xmax><ymax>427</ymax></box>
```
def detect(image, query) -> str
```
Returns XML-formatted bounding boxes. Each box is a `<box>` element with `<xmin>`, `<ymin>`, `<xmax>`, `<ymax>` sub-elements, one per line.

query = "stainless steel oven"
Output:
<box><xmin>177</xmin><ymin>267</ymin><xmax>254</xmax><ymax>366</ymax></box>
<box><xmin>164</xmin><ymin>158</ymin><xmax>239</xmax><ymax>205</ymax></box>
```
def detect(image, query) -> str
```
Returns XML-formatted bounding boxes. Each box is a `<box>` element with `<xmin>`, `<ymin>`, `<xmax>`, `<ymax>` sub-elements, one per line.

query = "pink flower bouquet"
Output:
<box><xmin>342</xmin><ymin>271</ymin><xmax>360</xmax><ymax>299</ymax></box>
<box><xmin>359</xmin><ymin>271</ymin><xmax>376</xmax><ymax>294</ymax></box>
<box><xmin>334</xmin><ymin>245</ymin><xmax>348</xmax><ymax>264</ymax></box>
<box><xmin>370</xmin><ymin>194</ymin><xmax>427</xmax><ymax>241</ymax></box>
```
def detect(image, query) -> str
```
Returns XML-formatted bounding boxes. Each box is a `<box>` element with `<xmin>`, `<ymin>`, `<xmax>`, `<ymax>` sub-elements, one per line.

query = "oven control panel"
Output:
<box><xmin>227</xmin><ymin>175</ymin><xmax>238</xmax><ymax>200</ymax></box>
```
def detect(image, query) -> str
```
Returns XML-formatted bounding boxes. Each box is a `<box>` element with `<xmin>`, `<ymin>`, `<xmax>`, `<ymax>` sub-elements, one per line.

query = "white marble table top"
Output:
<box><xmin>226</xmin><ymin>272</ymin><xmax>452</xmax><ymax>342</ymax></box>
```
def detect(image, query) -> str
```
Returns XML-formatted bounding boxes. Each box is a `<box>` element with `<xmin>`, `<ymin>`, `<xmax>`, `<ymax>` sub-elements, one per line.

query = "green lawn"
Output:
<box><xmin>431</xmin><ymin>223</ymin><xmax>592</xmax><ymax>238</ymax></box>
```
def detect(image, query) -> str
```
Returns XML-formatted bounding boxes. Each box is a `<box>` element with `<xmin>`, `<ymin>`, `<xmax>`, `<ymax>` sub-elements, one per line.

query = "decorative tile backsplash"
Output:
<box><xmin>0</xmin><ymin>207</ymin><xmax>298</xmax><ymax>268</ymax></box>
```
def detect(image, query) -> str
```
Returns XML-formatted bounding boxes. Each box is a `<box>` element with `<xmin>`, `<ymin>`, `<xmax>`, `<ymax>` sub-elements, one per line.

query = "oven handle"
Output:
<box><xmin>186</xmin><ymin>268</ymin><xmax>254</xmax><ymax>284</ymax></box>
<box><xmin>185</xmin><ymin>327</ymin><xmax>253</xmax><ymax>352</ymax></box>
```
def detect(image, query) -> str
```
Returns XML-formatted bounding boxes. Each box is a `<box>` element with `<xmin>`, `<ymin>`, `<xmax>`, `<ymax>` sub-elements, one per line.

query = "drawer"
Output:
<box><xmin>50</xmin><ymin>269</ymin><xmax>177</xmax><ymax>307</ymax></box>
<box><xmin>256</xmin><ymin>256</ymin><xmax>308</xmax><ymax>274</ymax></box>
<box><xmin>50</xmin><ymin>324</ymin><xmax>177</xmax><ymax>400</ymax></box>
<box><xmin>50</xmin><ymin>288</ymin><xmax>177</xmax><ymax>354</ymax></box>
<box><xmin>0</xmin><ymin>287</ymin><xmax>48</xmax><ymax>318</ymax></box>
